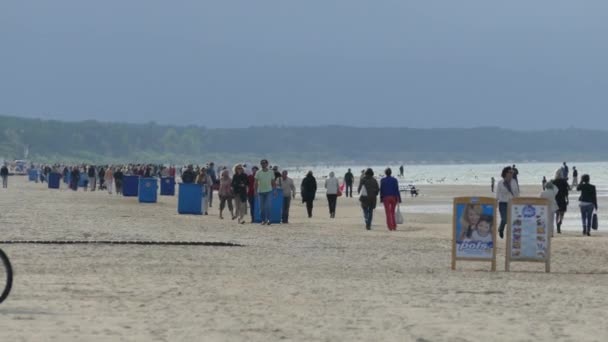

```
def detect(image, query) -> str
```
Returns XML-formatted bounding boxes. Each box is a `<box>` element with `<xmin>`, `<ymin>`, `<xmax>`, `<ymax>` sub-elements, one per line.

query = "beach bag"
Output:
<box><xmin>395</xmin><ymin>205</ymin><xmax>404</xmax><ymax>225</ymax></box>
<box><xmin>336</xmin><ymin>186</ymin><xmax>342</xmax><ymax>197</ymax></box>
<box><xmin>359</xmin><ymin>185</ymin><xmax>368</xmax><ymax>202</ymax></box>
<box><xmin>592</xmin><ymin>213</ymin><xmax>598</xmax><ymax>230</ymax></box>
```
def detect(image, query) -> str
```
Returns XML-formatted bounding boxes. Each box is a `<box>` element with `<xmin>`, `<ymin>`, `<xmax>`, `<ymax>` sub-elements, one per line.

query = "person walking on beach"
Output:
<box><xmin>562</xmin><ymin>162</ymin><xmax>569</xmax><ymax>180</ymax></box>
<box><xmin>62</xmin><ymin>166</ymin><xmax>69</xmax><ymax>184</ymax></box>
<box><xmin>540</xmin><ymin>181</ymin><xmax>559</xmax><ymax>237</ymax></box>
<box><xmin>325</xmin><ymin>172</ymin><xmax>340</xmax><ymax>218</ymax></box>
<box><xmin>97</xmin><ymin>166</ymin><xmax>106</xmax><ymax>190</ymax></box>
<box><xmin>196</xmin><ymin>168</ymin><xmax>212</xmax><ymax>215</ymax></box>
<box><xmin>344</xmin><ymin>169</ymin><xmax>354</xmax><ymax>197</ymax></box>
<box><xmin>207</xmin><ymin>162</ymin><xmax>218</xmax><ymax>208</ymax></box>
<box><xmin>380</xmin><ymin>168</ymin><xmax>401</xmax><ymax>231</ymax></box>
<box><xmin>44</xmin><ymin>165</ymin><xmax>51</xmax><ymax>183</ymax></box>
<box><xmin>0</xmin><ymin>164</ymin><xmax>8</xmax><ymax>188</ymax></box>
<box><xmin>359</xmin><ymin>168</ymin><xmax>380</xmax><ymax>230</ymax></box>
<box><xmin>491</xmin><ymin>177</ymin><xmax>495</xmax><ymax>193</ymax></box>
<box><xmin>572</xmin><ymin>167</ymin><xmax>578</xmax><ymax>187</ymax></box>
<box><xmin>511</xmin><ymin>164</ymin><xmax>519</xmax><ymax>183</ymax></box>
<box><xmin>542</xmin><ymin>176</ymin><xmax>547</xmax><ymax>190</ymax></box>
<box><xmin>88</xmin><ymin>165</ymin><xmax>97</xmax><ymax>191</ymax></box>
<box><xmin>231</xmin><ymin>164</ymin><xmax>249</xmax><ymax>224</ymax></box>
<box><xmin>169</xmin><ymin>165</ymin><xmax>176</xmax><ymax>178</ymax></box>
<box><xmin>576</xmin><ymin>174</ymin><xmax>597</xmax><ymax>236</ymax></box>
<box><xmin>70</xmin><ymin>166</ymin><xmax>80</xmax><ymax>191</ymax></box>
<box><xmin>144</xmin><ymin>165</ymin><xmax>151</xmax><ymax>178</ymax></box>
<box><xmin>301</xmin><ymin>171</ymin><xmax>317</xmax><ymax>218</ymax></box>
<box><xmin>105</xmin><ymin>166</ymin><xmax>114</xmax><ymax>194</ymax></box>
<box><xmin>552</xmin><ymin>168</ymin><xmax>569</xmax><ymax>234</ymax></box>
<box><xmin>272</xmin><ymin>166</ymin><xmax>282</xmax><ymax>181</ymax></box>
<box><xmin>399</xmin><ymin>165</ymin><xmax>404</xmax><ymax>178</ymax></box>
<box><xmin>280</xmin><ymin>170</ymin><xmax>296</xmax><ymax>223</ymax></box>
<box><xmin>255</xmin><ymin>160</ymin><xmax>276</xmax><ymax>225</ymax></box>
<box><xmin>81</xmin><ymin>167</ymin><xmax>90</xmax><ymax>191</ymax></box>
<box><xmin>113</xmin><ymin>167</ymin><xmax>124</xmax><ymax>195</ymax></box>
<box><xmin>497</xmin><ymin>166</ymin><xmax>520</xmax><ymax>238</ymax></box>
<box><xmin>181</xmin><ymin>165</ymin><xmax>196</xmax><ymax>184</ymax></box>
<box><xmin>248</xmin><ymin>166</ymin><xmax>258</xmax><ymax>223</ymax></box>
<box><xmin>218</xmin><ymin>169</ymin><xmax>235</xmax><ymax>220</ymax></box>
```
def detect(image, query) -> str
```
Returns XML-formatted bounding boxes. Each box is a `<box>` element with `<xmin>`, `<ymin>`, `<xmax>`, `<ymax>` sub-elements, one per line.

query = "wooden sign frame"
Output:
<box><xmin>451</xmin><ymin>197</ymin><xmax>497</xmax><ymax>271</ymax></box>
<box><xmin>505</xmin><ymin>197</ymin><xmax>551</xmax><ymax>273</ymax></box>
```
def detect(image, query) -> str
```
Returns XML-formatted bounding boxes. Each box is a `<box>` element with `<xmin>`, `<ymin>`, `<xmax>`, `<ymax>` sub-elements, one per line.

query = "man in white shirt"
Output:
<box><xmin>254</xmin><ymin>159</ymin><xmax>277</xmax><ymax>225</ymax></box>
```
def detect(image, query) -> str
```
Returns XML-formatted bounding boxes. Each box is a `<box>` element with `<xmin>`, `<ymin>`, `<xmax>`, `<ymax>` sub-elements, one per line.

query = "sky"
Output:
<box><xmin>1</xmin><ymin>0</ymin><xmax>607</xmax><ymax>129</ymax></box>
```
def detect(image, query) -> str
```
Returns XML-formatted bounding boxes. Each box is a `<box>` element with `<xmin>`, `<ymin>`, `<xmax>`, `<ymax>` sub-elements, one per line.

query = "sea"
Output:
<box><xmin>288</xmin><ymin>161</ymin><xmax>608</xmax><ymax>187</ymax></box>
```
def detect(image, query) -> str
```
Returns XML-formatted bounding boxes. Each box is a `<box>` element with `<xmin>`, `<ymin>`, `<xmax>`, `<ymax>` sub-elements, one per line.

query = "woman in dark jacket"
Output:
<box><xmin>300</xmin><ymin>171</ymin><xmax>317</xmax><ymax>218</ymax></box>
<box><xmin>70</xmin><ymin>167</ymin><xmax>80</xmax><ymax>191</ymax></box>
<box><xmin>98</xmin><ymin>166</ymin><xmax>106</xmax><ymax>190</ymax></box>
<box><xmin>552</xmin><ymin>169</ymin><xmax>569</xmax><ymax>234</ymax></box>
<box><xmin>576</xmin><ymin>174</ymin><xmax>597</xmax><ymax>236</ymax></box>
<box><xmin>113</xmin><ymin>168</ymin><xmax>124</xmax><ymax>195</ymax></box>
<box><xmin>358</xmin><ymin>168</ymin><xmax>380</xmax><ymax>230</ymax></box>
<box><xmin>231</xmin><ymin>164</ymin><xmax>249</xmax><ymax>224</ymax></box>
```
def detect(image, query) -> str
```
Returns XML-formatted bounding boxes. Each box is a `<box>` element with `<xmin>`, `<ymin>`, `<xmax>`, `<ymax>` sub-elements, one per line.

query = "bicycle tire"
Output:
<box><xmin>0</xmin><ymin>248</ymin><xmax>13</xmax><ymax>304</ymax></box>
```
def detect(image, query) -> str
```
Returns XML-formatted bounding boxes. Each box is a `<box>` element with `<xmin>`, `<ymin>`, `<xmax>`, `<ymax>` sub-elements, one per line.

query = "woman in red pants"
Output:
<box><xmin>380</xmin><ymin>168</ymin><xmax>402</xmax><ymax>230</ymax></box>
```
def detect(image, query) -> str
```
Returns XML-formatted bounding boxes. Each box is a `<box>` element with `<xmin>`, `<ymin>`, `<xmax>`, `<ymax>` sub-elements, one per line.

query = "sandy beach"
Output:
<box><xmin>1</xmin><ymin>176</ymin><xmax>607</xmax><ymax>342</ymax></box>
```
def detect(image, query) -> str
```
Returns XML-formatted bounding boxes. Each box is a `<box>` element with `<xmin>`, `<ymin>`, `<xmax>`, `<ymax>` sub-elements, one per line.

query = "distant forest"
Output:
<box><xmin>0</xmin><ymin>115</ymin><xmax>606</xmax><ymax>165</ymax></box>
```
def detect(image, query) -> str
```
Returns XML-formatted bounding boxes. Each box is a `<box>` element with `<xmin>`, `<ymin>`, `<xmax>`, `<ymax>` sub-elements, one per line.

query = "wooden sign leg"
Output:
<box><xmin>546</xmin><ymin>221</ymin><xmax>552</xmax><ymax>273</ymax></box>
<box><xmin>505</xmin><ymin>202</ymin><xmax>511</xmax><ymax>272</ymax></box>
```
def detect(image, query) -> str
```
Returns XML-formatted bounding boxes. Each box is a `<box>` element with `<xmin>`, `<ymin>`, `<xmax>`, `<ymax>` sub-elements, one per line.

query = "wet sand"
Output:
<box><xmin>0</xmin><ymin>177</ymin><xmax>607</xmax><ymax>341</ymax></box>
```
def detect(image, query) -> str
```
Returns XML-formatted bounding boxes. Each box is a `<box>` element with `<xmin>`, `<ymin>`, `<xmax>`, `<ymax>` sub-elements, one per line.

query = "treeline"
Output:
<box><xmin>0</xmin><ymin>115</ymin><xmax>606</xmax><ymax>164</ymax></box>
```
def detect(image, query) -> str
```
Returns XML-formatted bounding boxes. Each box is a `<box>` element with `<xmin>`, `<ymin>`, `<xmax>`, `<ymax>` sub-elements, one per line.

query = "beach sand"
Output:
<box><xmin>1</xmin><ymin>177</ymin><xmax>607</xmax><ymax>341</ymax></box>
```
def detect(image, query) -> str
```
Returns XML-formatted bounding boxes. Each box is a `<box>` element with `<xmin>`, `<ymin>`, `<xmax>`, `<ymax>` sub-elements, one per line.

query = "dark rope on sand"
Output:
<box><xmin>0</xmin><ymin>240</ymin><xmax>243</xmax><ymax>247</ymax></box>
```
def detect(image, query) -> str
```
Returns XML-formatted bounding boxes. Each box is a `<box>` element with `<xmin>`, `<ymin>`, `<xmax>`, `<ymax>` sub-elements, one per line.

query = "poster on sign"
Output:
<box><xmin>506</xmin><ymin>197</ymin><xmax>551</xmax><ymax>273</ymax></box>
<box><xmin>452</xmin><ymin>197</ymin><xmax>497</xmax><ymax>271</ymax></box>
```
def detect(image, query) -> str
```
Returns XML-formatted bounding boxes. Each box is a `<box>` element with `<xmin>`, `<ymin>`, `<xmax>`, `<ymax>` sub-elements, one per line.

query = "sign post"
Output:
<box><xmin>452</xmin><ymin>197</ymin><xmax>497</xmax><ymax>271</ymax></box>
<box><xmin>505</xmin><ymin>197</ymin><xmax>551</xmax><ymax>273</ymax></box>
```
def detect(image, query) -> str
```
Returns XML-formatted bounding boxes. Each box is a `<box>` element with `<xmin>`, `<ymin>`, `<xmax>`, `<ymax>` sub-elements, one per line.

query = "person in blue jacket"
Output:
<box><xmin>380</xmin><ymin>168</ymin><xmax>402</xmax><ymax>231</ymax></box>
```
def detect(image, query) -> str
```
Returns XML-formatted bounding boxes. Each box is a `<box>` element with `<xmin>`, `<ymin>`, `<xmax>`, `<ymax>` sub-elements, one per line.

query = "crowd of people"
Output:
<box><xmin>177</xmin><ymin>161</ymin><xmax>404</xmax><ymax>229</ymax></box>
<box><xmin>3</xmin><ymin>159</ymin><xmax>600</xmax><ymax>235</ymax></box>
<box><xmin>5</xmin><ymin>161</ymin><xmax>406</xmax><ymax>231</ymax></box>
<box><xmin>495</xmin><ymin>162</ymin><xmax>598</xmax><ymax>238</ymax></box>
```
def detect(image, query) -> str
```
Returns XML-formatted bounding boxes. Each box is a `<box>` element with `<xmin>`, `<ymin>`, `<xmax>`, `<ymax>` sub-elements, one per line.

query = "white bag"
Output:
<box><xmin>395</xmin><ymin>205</ymin><xmax>404</xmax><ymax>225</ymax></box>
<box><xmin>359</xmin><ymin>185</ymin><xmax>368</xmax><ymax>197</ymax></box>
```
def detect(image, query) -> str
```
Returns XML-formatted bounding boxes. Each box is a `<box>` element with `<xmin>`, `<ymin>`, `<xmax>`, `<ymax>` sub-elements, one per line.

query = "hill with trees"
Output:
<box><xmin>1</xmin><ymin>115</ymin><xmax>605</xmax><ymax>165</ymax></box>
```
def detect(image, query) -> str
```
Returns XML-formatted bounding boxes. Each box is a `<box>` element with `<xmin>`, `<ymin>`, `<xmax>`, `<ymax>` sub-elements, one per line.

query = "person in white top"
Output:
<box><xmin>540</xmin><ymin>181</ymin><xmax>559</xmax><ymax>236</ymax></box>
<box><xmin>104</xmin><ymin>166</ymin><xmax>114</xmax><ymax>194</ymax></box>
<box><xmin>325</xmin><ymin>172</ymin><xmax>340</xmax><ymax>218</ymax></box>
<box><xmin>496</xmin><ymin>166</ymin><xmax>520</xmax><ymax>239</ymax></box>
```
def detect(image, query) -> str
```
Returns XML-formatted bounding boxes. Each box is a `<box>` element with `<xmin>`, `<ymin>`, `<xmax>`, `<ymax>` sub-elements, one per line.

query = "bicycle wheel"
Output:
<box><xmin>0</xmin><ymin>248</ymin><xmax>13</xmax><ymax>304</ymax></box>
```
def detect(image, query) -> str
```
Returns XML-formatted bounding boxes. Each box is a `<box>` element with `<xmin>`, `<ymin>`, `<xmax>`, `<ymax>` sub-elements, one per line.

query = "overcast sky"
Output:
<box><xmin>1</xmin><ymin>1</ymin><xmax>607</xmax><ymax>129</ymax></box>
